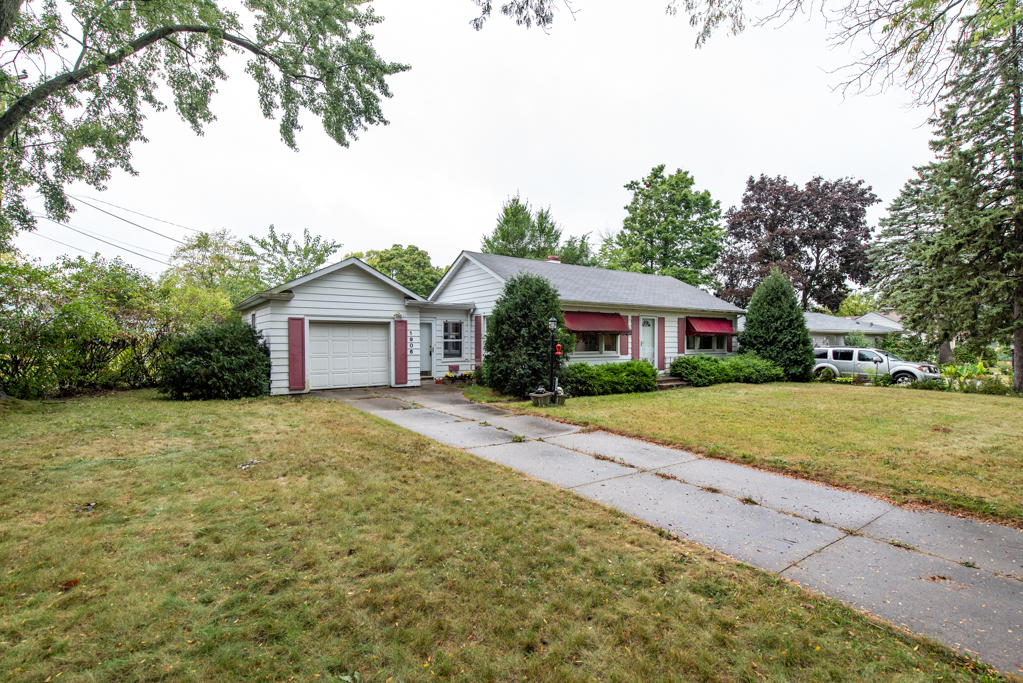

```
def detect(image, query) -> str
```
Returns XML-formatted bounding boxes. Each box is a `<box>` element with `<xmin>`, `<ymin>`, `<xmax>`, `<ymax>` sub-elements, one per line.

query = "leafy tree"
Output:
<box><xmin>836</xmin><ymin>293</ymin><xmax>879</xmax><ymax>317</ymax></box>
<box><xmin>716</xmin><ymin>175</ymin><xmax>878</xmax><ymax>311</ymax></box>
<box><xmin>354</xmin><ymin>244</ymin><xmax>445</xmax><ymax>297</ymax></box>
<box><xmin>877</xmin><ymin>333</ymin><xmax>935</xmax><ymax>364</ymax></box>
<box><xmin>556</xmin><ymin>234</ymin><xmax>594</xmax><ymax>266</ymax></box>
<box><xmin>481</xmin><ymin>273</ymin><xmax>573</xmax><ymax>398</ymax></box>
<box><xmin>0</xmin><ymin>0</ymin><xmax>410</xmax><ymax>250</ymax></box>
<box><xmin>598</xmin><ymin>165</ymin><xmax>723</xmax><ymax>288</ymax></box>
<box><xmin>737</xmin><ymin>268</ymin><xmax>814</xmax><ymax>381</ymax></box>
<box><xmin>843</xmin><ymin>330</ymin><xmax>869</xmax><ymax>347</ymax></box>
<box><xmin>162</xmin><ymin>229</ymin><xmax>260</xmax><ymax>303</ymax></box>
<box><xmin>239</xmin><ymin>225</ymin><xmax>342</xmax><ymax>289</ymax></box>
<box><xmin>870</xmin><ymin>30</ymin><xmax>1023</xmax><ymax>391</ymax></box>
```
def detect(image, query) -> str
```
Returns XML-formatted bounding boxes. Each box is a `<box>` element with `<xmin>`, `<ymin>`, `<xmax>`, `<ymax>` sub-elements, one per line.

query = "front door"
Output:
<box><xmin>640</xmin><ymin>318</ymin><xmax>656</xmax><ymax>364</ymax></box>
<box><xmin>420</xmin><ymin>322</ymin><xmax>433</xmax><ymax>376</ymax></box>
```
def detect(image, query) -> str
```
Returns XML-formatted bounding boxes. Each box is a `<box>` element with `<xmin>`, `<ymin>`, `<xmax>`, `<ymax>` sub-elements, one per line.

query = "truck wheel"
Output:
<box><xmin>892</xmin><ymin>372</ymin><xmax>915</xmax><ymax>385</ymax></box>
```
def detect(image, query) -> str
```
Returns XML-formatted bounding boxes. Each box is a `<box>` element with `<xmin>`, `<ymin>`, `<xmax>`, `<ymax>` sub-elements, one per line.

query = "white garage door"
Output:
<box><xmin>307</xmin><ymin>323</ymin><xmax>389</xmax><ymax>390</ymax></box>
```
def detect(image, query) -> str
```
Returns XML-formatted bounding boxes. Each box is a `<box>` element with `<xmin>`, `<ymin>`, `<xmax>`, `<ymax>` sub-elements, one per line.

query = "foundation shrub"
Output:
<box><xmin>561</xmin><ymin>360</ymin><xmax>657</xmax><ymax>396</ymax></box>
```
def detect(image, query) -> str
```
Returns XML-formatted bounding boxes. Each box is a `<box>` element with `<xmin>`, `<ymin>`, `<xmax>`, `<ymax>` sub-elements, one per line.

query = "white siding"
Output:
<box><xmin>433</xmin><ymin>259</ymin><xmax>505</xmax><ymax>313</ymax></box>
<box><xmin>255</xmin><ymin>265</ymin><xmax>421</xmax><ymax>394</ymax></box>
<box><xmin>418</xmin><ymin>309</ymin><xmax>475</xmax><ymax>378</ymax></box>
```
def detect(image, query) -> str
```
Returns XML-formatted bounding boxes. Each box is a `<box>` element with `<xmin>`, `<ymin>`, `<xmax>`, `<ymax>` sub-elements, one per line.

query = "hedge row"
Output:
<box><xmin>560</xmin><ymin>360</ymin><xmax>658</xmax><ymax>397</ymax></box>
<box><xmin>669</xmin><ymin>353</ymin><xmax>785</xmax><ymax>387</ymax></box>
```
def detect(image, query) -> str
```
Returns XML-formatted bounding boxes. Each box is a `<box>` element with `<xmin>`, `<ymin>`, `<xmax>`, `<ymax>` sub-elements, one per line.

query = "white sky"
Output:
<box><xmin>15</xmin><ymin>0</ymin><xmax>935</xmax><ymax>277</ymax></box>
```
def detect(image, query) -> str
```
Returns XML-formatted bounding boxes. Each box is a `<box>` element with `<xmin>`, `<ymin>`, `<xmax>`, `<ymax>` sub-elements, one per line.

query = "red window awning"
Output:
<box><xmin>563</xmin><ymin>311</ymin><xmax>631</xmax><ymax>334</ymax></box>
<box><xmin>685</xmin><ymin>317</ymin><xmax>734</xmax><ymax>335</ymax></box>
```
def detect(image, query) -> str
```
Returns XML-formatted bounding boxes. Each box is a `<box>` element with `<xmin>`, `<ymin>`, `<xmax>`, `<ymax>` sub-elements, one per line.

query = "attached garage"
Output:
<box><xmin>233</xmin><ymin>258</ymin><xmax>425</xmax><ymax>395</ymax></box>
<box><xmin>308</xmin><ymin>323</ymin><xmax>389</xmax><ymax>390</ymax></box>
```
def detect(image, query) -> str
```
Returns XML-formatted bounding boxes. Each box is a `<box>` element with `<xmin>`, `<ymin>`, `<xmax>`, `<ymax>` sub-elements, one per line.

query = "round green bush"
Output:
<box><xmin>561</xmin><ymin>360</ymin><xmax>657</xmax><ymax>396</ymax></box>
<box><xmin>159</xmin><ymin>321</ymin><xmax>270</xmax><ymax>400</ymax></box>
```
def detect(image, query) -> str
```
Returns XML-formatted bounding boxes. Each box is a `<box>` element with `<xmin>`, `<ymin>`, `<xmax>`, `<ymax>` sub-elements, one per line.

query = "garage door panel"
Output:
<box><xmin>308</xmin><ymin>323</ymin><xmax>389</xmax><ymax>389</ymax></box>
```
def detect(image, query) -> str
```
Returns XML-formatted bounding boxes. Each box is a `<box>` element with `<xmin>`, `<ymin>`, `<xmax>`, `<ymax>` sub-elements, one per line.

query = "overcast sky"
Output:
<box><xmin>16</xmin><ymin>0</ymin><xmax>935</xmax><ymax>277</ymax></box>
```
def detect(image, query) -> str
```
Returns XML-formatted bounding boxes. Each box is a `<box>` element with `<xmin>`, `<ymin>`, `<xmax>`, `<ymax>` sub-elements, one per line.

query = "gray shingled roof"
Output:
<box><xmin>466</xmin><ymin>252</ymin><xmax>743</xmax><ymax>313</ymax></box>
<box><xmin>736</xmin><ymin>311</ymin><xmax>902</xmax><ymax>333</ymax></box>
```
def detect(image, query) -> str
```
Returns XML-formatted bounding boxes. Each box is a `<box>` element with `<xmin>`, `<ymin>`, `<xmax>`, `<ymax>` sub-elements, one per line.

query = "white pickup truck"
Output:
<box><xmin>812</xmin><ymin>347</ymin><xmax>942</xmax><ymax>384</ymax></box>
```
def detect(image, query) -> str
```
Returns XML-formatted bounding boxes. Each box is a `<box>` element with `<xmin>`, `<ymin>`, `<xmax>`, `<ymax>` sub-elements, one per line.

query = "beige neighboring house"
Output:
<box><xmin>804</xmin><ymin>311</ymin><xmax>902</xmax><ymax>347</ymax></box>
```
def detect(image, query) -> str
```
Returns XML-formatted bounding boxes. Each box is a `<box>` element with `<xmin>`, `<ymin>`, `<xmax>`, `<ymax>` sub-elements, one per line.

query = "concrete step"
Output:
<box><xmin>655</xmin><ymin>376</ymin><xmax>688</xmax><ymax>391</ymax></box>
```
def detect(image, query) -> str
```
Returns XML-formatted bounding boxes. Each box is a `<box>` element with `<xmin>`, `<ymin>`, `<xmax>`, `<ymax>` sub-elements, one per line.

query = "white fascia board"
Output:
<box><xmin>268</xmin><ymin>257</ymin><xmax>425</xmax><ymax>301</ymax></box>
<box><xmin>428</xmin><ymin>251</ymin><xmax>506</xmax><ymax>301</ymax></box>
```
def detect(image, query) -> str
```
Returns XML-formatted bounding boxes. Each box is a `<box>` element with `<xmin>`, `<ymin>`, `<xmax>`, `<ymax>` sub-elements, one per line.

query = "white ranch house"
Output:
<box><xmin>234</xmin><ymin>251</ymin><xmax>743</xmax><ymax>395</ymax></box>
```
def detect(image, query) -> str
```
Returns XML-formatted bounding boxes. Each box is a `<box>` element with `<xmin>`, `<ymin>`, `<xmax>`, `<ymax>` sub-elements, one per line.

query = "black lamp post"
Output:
<box><xmin>548</xmin><ymin>316</ymin><xmax>557</xmax><ymax>394</ymax></box>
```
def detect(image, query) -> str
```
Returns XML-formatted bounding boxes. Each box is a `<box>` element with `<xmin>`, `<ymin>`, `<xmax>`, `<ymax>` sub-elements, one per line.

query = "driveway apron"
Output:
<box><xmin>313</xmin><ymin>386</ymin><xmax>1023</xmax><ymax>675</ymax></box>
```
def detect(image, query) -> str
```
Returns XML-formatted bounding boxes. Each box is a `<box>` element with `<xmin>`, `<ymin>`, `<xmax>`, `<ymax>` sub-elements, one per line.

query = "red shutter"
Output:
<box><xmin>727</xmin><ymin>335</ymin><xmax>733</xmax><ymax>353</ymax></box>
<box><xmin>678</xmin><ymin>317</ymin><xmax>685</xmax><ymax>354</ymax></box>
<box><xmin>474</xmin><ymin>315</ymin><xmax>482</xmax><ymax>363</ymax></box>
<box><xmin>288</xmin><ymin>317</ymin><xmax>305</xmax><ymax>391</ymax></box>
<box><xmin>395</xmin><ymin>319</ymin><xmax>408</xmax><ymax>385</ymax></box>
<box><xmin>657</xmin><ymin>317</ymin><xmax>666</xmax><ymax>370</ymax></box>
<box><xmin>631</xmin><ymin>316</ymin><xmax>640</xmax><ymax>360</ymax></box>
<box><xmin>620</xmin><ymin>325</ymin><xmax>629</xmax><ymax>356</ymax></box>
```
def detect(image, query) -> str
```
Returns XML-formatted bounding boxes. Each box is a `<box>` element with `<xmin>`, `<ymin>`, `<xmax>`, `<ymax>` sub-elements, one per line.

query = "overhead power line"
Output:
<box><xmin>68</xmin><ymin>194</ymin><xmax>203</xmax><ymax>233</ymax></box>
<box><xmin>34</xmin><ymin>215</ymin><xmax>169</xmax><ymax>265</ymax></box>
<box><xmin>55</xmin><ymin>221</ymin><xmax>172</xmax><ymax>258</ymax></box>
<box><xmin>24</xmin><ymin>231</ymin><xmax>94</xmax><ymax>256</ymax></box>
<box><xmin>68</xmin><ymin>196</ymin><xmax>185</xmax><ymax>245</ymax></box>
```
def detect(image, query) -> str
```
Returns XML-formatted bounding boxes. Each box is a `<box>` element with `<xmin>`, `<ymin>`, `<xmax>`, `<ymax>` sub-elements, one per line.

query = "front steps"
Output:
<box><xmin>655</xmin><ymin>376</ymin><xmax>688</xmax><ymax>391</ymax></box>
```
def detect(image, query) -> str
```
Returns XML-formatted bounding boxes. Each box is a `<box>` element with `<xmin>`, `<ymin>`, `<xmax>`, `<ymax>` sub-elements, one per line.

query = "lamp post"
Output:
<box><xmin>548</xmin><ymin>316</ymin><xmax>557</xmax><ymax>394</ymax></box>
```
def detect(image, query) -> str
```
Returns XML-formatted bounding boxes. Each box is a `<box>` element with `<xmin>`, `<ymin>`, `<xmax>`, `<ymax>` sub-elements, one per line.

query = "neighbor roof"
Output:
<box><xmin>454</xmin><ymin>251</ymin><xmax>743</xmax><ymax>313</ymax></box>
<box><xmin>736</xmin><ymin>311</ymin><xmax>903</xmax><ymax>334</ymax></box>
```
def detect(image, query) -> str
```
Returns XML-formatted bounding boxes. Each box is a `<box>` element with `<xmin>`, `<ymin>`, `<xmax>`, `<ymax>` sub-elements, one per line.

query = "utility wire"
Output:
<box><xmin>50</xmin><ymin>220</ymin><xmax>172</xmax><ymax>258</ymax></box>
<box><xmin>68</xmin><ymin>194</ymin><xmax>203</xmax><ymax>233</ymax></box>
<box><xmin>24</xmin><ymin>231</ymin><xmax>94</xmax><ymax>256</ymax></box>
<box><xmin>34</xmin><ymin>215</ymin><xmax>169</xmax><ymax>265</ymax></box>
<box><xmin>68</xmin><ymin>196</ymin><xmax>185</xmax><ymax>244</ymax></box>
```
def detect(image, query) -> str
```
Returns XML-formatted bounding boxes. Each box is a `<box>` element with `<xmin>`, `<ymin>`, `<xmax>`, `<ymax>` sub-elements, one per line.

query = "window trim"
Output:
<box><xmin>573</xmin><ymin>332</ymin><xmax>620</xmax><ymax>355</ymax></box>
<box><xmin>443</xmin><ymin>320</ymin><xmax>464</xmax><ymax>359</ymax></box>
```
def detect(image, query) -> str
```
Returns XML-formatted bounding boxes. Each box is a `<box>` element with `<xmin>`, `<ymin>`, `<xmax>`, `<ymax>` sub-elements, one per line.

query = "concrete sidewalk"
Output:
<box><xmin>314</xmin><ymin>385</ymin><xmax>1023</xmax><ymax>675</ymax></box>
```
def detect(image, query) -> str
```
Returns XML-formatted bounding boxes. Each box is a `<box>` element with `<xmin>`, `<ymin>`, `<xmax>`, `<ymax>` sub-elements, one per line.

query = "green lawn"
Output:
<box><xmin>0</xmin><ymin>391</ymin><xmax>1015</xmax><ymax>682</ymax></box>
<box><xmin>470</xmin><ymin>383</ymin><xmax>1023</xmax><ymax>527</ymax></box>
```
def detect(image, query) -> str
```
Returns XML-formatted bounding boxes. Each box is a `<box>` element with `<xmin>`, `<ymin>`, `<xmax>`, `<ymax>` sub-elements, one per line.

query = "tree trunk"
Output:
<box><xmin>939</xmin><ymin>341</ymin><xmax>954</xmax><ymax>364</ymax></box>
<box><xmin>1012</xmin><ymin>24</ymin><xmax>1023</xmax><ymax>393</ymax></box>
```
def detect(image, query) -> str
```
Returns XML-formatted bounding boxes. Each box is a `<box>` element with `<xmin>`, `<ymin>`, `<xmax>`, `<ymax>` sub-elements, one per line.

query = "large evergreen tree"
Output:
<box><xmin>482</xmin><ymin>273</ymin><xmax>573</xmax><ymax>398</ymax></box>
<box><xmin>598</xmin><ymin>165</ymin><xmax>723</xmax><ymax>288</ymax></box>
<box><xmin>870</xmin><ymin>29</ymin><xmax>1023</xmax><ymax>389</ymax></box>
<box><xmin>737</xmin><ymin>268</ymin><xmax>814</xmax><ymax>381</ymax></box>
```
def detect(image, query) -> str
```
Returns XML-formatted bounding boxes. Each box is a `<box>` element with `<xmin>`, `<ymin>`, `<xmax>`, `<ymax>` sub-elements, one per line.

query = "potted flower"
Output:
<box><xmin>528</xmin><ymin>387</ymin><xmax>552</xmax><ymax>407</ymax></box>
<box><xmin>460</xmin><ymin>371</ymin><xmax>475</xmax><ymax>386</ymax></box>
<box><xmin>442</xmin><ymin>372</ymin><xmax>455</xmax><ymax>385</ymax></box>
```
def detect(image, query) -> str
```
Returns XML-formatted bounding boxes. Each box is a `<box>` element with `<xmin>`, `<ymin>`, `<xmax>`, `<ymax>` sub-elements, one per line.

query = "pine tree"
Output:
<box><xmin>869</xmin><ymin>27</ymin><xmax>1023</xmax><ymax>389</ymax></box>
<box><xmin>738</xmin><ymin>268</ymin><xmax>815</xmax><ymax>381</ymax></box>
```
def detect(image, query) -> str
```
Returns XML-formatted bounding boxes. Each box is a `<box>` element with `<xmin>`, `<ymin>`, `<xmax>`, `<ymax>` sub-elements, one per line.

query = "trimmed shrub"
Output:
<box><xmin>669</xmin><ymin>353</ymin><xmax>785</xmax><ymax>387</ymax></box>
<box><xmin>843</xmin><ymin>330</ymin><xmax>869</xmax><ymax>348</ymax></box>
<box><xmin>737</xmin><ymin>268</ymin><xmax>815</xmax><ymax>381</ymax></box>
<box><xmin>724</xmin><ymin>354</ymin><xmax>787</xmax><ymax>384</ymax></box>
<box><xmin>560</xmin><ymin>360</ymin><xmax>657</xmax><ymax>396</ymax></box>
<box><xmin>669</xmin><ymin>355</ymin><xmax>730</xmax><ymax>387</ymax></box>
<box><xmin>909</xmin><ymin>379</ymin><xmax>949</xmax><ymax>392</ymax></box>
<box><xmin>482</xmin><ymin>274</ymin><xmax>573</xmax><ymax>398</ymax></box>
<box><xmin>159</xmin><ymin>321</ymin><xmax>270</xmax><ymax>400</ymax></box>
<box><xmin>815</xmin><ymin>367</ymin><xmax>837</xmax><ymax>382</ymax></box>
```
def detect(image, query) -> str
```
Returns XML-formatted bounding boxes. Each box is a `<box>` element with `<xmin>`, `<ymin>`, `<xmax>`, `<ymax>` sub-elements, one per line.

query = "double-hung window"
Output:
<box><xmin>443</xmin><ymin>321</ymin><xmax>463</xmax><ymax>358</ymax></box>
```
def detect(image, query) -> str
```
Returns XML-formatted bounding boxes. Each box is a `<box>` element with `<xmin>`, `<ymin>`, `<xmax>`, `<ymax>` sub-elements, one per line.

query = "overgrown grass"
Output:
<box><xmin>0</xmin><ymin>390</ymin><xmax>1013</xmax><ymax>682</ymax></box>
<box><xmin>500</xmin><ymin>383</ymin><xmax>1023</xmax><ymax>526</ymax></box>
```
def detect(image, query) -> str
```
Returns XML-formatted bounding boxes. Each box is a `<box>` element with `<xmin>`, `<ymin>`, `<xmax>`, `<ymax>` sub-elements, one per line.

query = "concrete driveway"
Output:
<box><xmin>313</xmin><ymin>384</ymin><xmax>1023</xmax><ymax>675</ymax></box>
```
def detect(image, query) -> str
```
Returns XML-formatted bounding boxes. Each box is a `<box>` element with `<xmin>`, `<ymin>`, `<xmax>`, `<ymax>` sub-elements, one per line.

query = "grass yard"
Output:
<box><xmin>0</xmin><ymin>391</ymin><xmax>1015</xmax><ymax>682</ymax></box>
<box><xmin>469</xmin><ymin>383</ymin><xmax>1023</xmax><ymax>527</ymax></box>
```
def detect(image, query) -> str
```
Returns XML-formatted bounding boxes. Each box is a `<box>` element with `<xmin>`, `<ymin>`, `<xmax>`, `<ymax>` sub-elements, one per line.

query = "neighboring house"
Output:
<box><xmin>855</xmin><ymin>311</ymin><xmax>905</xmax><ymax>332</ymax></box>
<box><xmin>804</xmin><ymin>311</ymin><xmax>901</xmax><ymax>347</ymax></box>
<box><xmin>235</xmin><ymin>251</ymin><xmax>743</xmax><ymax>395</ymax></box>
<box><xmin>736</xmin><ymin>311</ymin><xmax>902</xmax><ymax>348</ymax></box>
<box><xmin>429</xmin><ymin>251</ymin><xmax>743</xmax><ymax>374</ymax></box>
